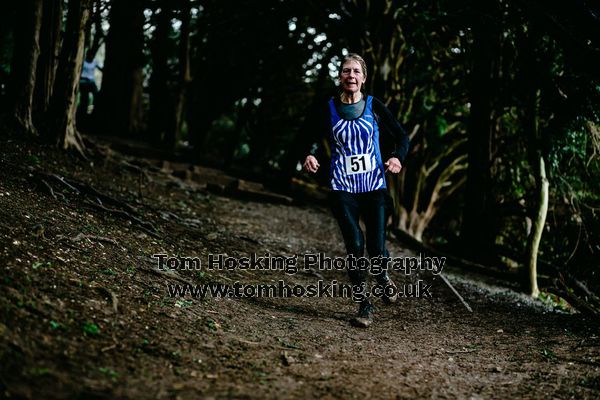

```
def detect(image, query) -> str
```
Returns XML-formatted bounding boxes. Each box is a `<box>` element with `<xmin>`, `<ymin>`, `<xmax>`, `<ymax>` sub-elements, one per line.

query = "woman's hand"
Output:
<box><xmin>303</xmin><ymin>155</ymin><xmax>320</xmax><ymax>173</ymax></box>
<box><xmin>384</xmin><ymin>157</ymin><xmax>402</xmax><ymax>174</ymax></box>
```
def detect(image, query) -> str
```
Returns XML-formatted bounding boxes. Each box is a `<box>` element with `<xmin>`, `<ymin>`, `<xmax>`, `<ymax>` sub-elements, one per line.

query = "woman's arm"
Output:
<box><xmin>302</xmin><ymin>100</ymin><xmax>331</xmax><ymax>174</ymax></box>
<box><xmin>372</xmin><ymin>97</ymin><xmax>410</xmax><ymax>165</ymax></box>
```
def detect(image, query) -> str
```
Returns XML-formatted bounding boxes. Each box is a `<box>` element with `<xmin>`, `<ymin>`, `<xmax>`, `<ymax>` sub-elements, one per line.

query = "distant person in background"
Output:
<box><xmin>303</xmin><ymin>53</ymin><xmax>410</xmax><ymax>328</ymax></box>
<box><xmin>78</xmin><ymin>50</ymin><xmax>102</xmax><ymax>117</ymax></box>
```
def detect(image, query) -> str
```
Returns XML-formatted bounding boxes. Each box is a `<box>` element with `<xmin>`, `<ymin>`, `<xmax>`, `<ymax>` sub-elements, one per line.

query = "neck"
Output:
<box><xmin>340</xmin><ymin>91</ymin><xmax>362</xmax><ymax>104</ymax></box>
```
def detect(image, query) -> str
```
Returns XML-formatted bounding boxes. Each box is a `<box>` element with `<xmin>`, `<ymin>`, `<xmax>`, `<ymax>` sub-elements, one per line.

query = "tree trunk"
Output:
<box><xmin>167</xmin><ymin>0</ymin><xmax>192</xmax><ymax>149</ymax></box>
<box><xmin>93</xmin><ymin>0</ymin><xmax>145</xmax><ymax>137</ymax></box>
<box><xmin>148</xmin><ymin>1</ymin><xmax>172</xmax><ymax>145</ymax></box>
<box><xmin>186</xmin><ymin>1</ymin><xmax>243</xmax><ymax>156</ymax></box>
<box><xmin>526</xmin><ymin>155</ymin><xmax>548</xmax><ymax>298</ymax></box>
<box><xmin>129</xmin><ymin>65</ymin><xmax>145</xmax><ymax>135</ymax></box>
<box><xmin>518</xmin><ymin>23</ymin><xmax>547</xmax><ymax>298</ymax></box>
<box><xmin>460</xmin><ymin>2</ymin><xmax>499</xmax><ymax>262</ymax></box>
<box><xmin>9</xmin><ymin>0</ymin><xmax>43</xmax><ymax>135</ymax></box>
<box><xmin>33</xmin><ymin>0</ymin><xmax>62</xmax><ymax>118</ymax></box>
<box><xmin>47</xmin><ymin>0</ymin><xmax>92</xmax><ymax>153</ymax></box>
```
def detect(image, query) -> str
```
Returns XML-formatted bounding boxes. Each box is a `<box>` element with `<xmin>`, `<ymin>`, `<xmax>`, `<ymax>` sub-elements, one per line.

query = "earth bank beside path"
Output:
<box><xmin>0</xmin><ymin>139</ymin><xmax>598</xmax><ymax>399</ymax></box>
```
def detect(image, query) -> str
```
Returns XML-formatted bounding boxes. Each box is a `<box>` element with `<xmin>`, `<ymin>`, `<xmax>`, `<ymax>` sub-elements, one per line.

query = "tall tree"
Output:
<box><xmin>169</xmin><ymin>0</ymin><xmax>192</xmax><ymax>149</ymax></box>
<box><xmin>148</xmin><ymin>0</ymin><xmax>173</xmax><ymax>145</ymax></box>
<box><xmin>8</xmin><ymin>0</ymin><xmax>43</xmax><ymax>135</ymax></box>
<box><xmin>33</xmin><ymin>0</ymin><xmax>62</xmax><ymax>118</ymax></box>
<box><xmin>93</xmin><ymin>0</ymin><xmax>145</xmax><ymax>136</ymax></box>
<box><xmin>147</xmin><ymin>0</ymin><xmax>192</xmax><ymax>149</ymax></box>
<box><xmin>516</xmin><ymin>25</ymin><xmax>544</xmax><ymax>297</ymax></box>
<box><xmin>460</xmin><ymin>0</ymin><xmax>500</xmax><ymax>262</ymax></box>
<box><xmin>46</xmin><ymin>0</ymin><xmax>92</xmax><ymax>152</ymax></box>
<box><xmin>187</xmin><ymin>0</ymin><xmax>251</xmax><ymax>153</ymax></box>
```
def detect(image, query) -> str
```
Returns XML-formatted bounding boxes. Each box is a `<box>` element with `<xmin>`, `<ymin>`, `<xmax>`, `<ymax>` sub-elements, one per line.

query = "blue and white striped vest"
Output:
<box><xmin>328</xmin><ymin>95</ymin><xmax>386</xmax><ymax>193</ymax></box>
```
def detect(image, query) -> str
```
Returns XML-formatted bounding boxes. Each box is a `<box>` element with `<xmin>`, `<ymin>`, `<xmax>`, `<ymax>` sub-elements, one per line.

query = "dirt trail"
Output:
<box><xmin>0</xmin><ymin>139</ymin><xmax>598</xmax><ymax>399</ymax></box>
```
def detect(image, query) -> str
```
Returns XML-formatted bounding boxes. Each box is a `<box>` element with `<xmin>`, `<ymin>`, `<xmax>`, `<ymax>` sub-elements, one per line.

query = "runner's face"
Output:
<box><xmin>339</xmin><ymin>60</ymin><xmax>365</xmax><ymax>94</ymax></box>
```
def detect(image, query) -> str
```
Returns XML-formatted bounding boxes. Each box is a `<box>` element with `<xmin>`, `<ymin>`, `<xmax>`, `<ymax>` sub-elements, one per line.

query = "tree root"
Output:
<box><xmin>83</xmin><ymin>199</ymin><xmax>159</xmax><ymax>238</ymax></box>
<box><xmin>30</xmin><ymin>168</ymin><xmax>159</xmax><ymax>237</ymax></box>
<box><xmin>56</xmin><ymin>232</ymin><xmax>126</xmax><ymax>249</ymax></box>
<box><xmin>94</xmin><ymin>286</ymin><xmax>119</xmax><ymax>314</ymax></box>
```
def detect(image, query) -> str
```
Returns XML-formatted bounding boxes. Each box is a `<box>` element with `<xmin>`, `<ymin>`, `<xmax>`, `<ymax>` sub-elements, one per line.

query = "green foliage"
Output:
<box><xmin>101</xmin><ymin>267</ymin><xmax>117</xmax><ymax>276</ymax></box>
<box><xmin>32</xmin><ymin>261</ymin><xmax>52</xmax><ymax>270</ymax></box>
<box><xmin>49</xmin><ymin>320</ymin><xmax>62</xmax><ymax>330</ymax></box>
<box><xmin>26</xmin><ymin>155</ymin><xmax>40</xmax><ymax>165</ymax></box>
<box><xmin>98</xmin><ymin>367</ymin><xmax>119</xmax><ymax>381</ymax></box>
<box><xmin>435</xmin><ymin>116</ymin><xmax>448</xmax><ymax>138</ymax></box>
<box><xmin>83</xmin><ymin>321</ymin><xmax>100</xmax><ymax>336</ymax></box>
<box><xmin>206</xmin><ymin>319</ymin><xmax>219</xmax><ymax>331</ymax></box>
<box><xmin>539</xmin><ymin>348</ymin><xmax>557</xmax><ymax>362</ymax></box>
<box><xmin>175</xmin><ymin>299</ymin><xmax>192</xmax><ymax>308</ymax></box>
<box><xmin>538</xmin><ymin>291</ymin><xmax>573</xmax><ymax>313</ymax></box>
<box><xmin>29</xmin><ymin>367</ymin><xmax>50</xmax><ymax>377</ymax></box>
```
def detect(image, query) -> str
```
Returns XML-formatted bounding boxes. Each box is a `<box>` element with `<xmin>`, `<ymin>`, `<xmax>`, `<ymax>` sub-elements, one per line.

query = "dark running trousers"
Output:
<box><xmin>329</xmin><ymin>189</ymin><xmax>392</xmax><ymax>291</ymax></box>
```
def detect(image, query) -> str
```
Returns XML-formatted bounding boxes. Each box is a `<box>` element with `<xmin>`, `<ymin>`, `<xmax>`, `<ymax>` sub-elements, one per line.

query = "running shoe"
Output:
<box><xmin>350</xmin><ymin>301</ymin><xmax>374</xmax><ymax>328</ymax></box>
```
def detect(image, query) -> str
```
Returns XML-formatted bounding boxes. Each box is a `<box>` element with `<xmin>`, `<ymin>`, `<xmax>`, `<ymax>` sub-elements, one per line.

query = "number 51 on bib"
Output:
<box><xmin>345</xmin><ymin>154</ymin><xmax>374</xmax><ymax>175</ymax></box>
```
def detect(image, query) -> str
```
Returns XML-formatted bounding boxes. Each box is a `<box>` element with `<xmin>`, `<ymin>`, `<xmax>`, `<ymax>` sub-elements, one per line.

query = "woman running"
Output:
<box><xmin>303</xmin><ymin>53</ymin><xmax>410</xmax><ymax>327</ymax></box>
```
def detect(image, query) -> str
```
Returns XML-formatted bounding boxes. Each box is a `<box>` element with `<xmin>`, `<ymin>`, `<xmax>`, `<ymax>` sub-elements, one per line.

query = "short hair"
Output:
<box><xmin>339</xmin><ymin>53</ymin><xmax>368</xmax><ymax>78</ymax></box>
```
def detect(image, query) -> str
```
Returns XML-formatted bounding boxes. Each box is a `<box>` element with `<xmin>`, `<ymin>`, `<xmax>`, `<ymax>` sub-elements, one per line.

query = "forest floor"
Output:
<box><xmin>0</xmin><ymin>136</ymin><xmax>599</xmax><ymax>399</ymax></box>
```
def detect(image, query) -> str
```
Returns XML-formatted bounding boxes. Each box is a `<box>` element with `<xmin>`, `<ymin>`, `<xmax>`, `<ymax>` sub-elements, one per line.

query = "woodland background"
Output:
<box><xmin>1</xmin><ymin>0</ymin><xmax>599</xmax><ymax>311</ymax></box>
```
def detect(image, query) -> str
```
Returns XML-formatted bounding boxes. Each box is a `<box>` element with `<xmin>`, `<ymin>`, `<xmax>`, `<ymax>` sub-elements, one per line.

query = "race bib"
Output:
<box><xmin>345</xmin><ymin>153</ymin><xmax>374</xmax><ymax>175</ymax></box>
